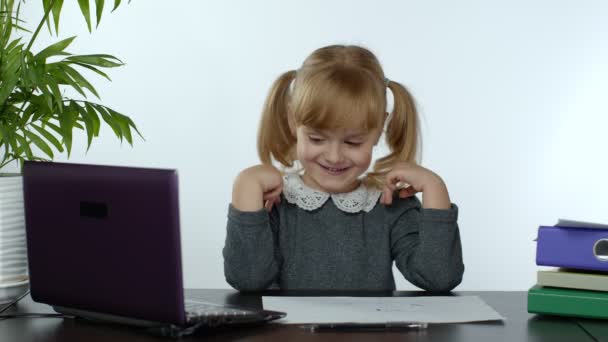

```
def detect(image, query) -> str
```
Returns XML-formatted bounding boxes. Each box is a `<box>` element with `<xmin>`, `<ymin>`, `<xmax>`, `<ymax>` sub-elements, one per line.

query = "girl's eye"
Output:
<box><xmin>308</xmin><ymin>136</ymin><xmax>324</xmax><ymax>143</ymax></box>
<box><xmin>345</xmin><ymin>141</ymin><xmax>363</xmax><ymax>147</ymax></box>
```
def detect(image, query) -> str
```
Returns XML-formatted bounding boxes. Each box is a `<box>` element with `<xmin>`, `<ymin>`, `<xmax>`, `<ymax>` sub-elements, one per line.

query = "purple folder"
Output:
<box><xmin>536</xmin><ymin>226</ymin><xmax>608</xmax><ymax>272</ymax></box>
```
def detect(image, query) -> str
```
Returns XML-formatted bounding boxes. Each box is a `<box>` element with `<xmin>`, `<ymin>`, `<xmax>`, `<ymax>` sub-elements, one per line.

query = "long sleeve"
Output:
<box><xmin>389</xmin><ymin>198</ymin><xmax>464</xmax><ymax>292</ymax></box>
<box><xmin>222</xmin><ymin>204</ymin><xmax>282</xmax><ymax>291</ymax></box>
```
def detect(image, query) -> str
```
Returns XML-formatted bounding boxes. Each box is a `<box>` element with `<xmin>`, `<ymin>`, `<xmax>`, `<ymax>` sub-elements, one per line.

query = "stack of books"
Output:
<box><xmin>528</xmin><ymin>219</ymin><xmax>608</xmax><ymax>319</ymax></box>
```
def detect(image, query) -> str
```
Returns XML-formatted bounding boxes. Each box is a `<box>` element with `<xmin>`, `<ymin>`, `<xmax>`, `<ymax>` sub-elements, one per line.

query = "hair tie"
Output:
<box><xmin>384</xmin><ymin>77</ymin><xmax>390</xmax><ymax>87</ymax></box>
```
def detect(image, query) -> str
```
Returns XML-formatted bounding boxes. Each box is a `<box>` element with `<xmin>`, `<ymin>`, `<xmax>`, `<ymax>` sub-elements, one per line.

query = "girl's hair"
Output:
<box><xmin>257</xmin><ymin>45</ymin><xmax>420</xmax><ymax>189</ymax></box>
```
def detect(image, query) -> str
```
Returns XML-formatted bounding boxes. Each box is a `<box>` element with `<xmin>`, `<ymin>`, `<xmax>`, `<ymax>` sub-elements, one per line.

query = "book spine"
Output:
<box><xmin>528</xmin><ymin>288</ymin><xmax>608</xmax><ymax>319</ymax></box>
<box><xmin>537</xmin><ymin>271</ymin><xmax>608</xmax><ymax>292</ymax></box>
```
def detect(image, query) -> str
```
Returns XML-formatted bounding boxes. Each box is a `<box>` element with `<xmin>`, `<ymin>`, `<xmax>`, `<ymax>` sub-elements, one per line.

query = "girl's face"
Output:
<box><xmin>295</xmin><ymin>125</ymin><xmax>381</xmax><ymax>193</ymax></box>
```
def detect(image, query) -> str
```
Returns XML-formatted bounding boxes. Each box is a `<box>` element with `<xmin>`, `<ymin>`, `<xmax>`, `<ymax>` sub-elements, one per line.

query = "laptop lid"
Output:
<box><xmin>22</xmin><ymin>161</ymin><xmax>186</xmax><ymax>326</ymax></box>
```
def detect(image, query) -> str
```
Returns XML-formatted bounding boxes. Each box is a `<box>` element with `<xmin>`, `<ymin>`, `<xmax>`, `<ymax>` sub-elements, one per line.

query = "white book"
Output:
<box><xmin>555</xmin><ymin>219</ymin><xmax>608</xmax><ymax>230</ymax></box>
<box><xmin>538</xmin><ymin>269</ymin><xmax>608</xmax><ymax>292</ymax></box>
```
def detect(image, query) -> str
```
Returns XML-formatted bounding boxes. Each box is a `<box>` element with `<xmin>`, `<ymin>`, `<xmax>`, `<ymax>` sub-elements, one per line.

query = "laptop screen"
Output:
<box><xmin>22</xmin><ymin>161</ymin><xmax>186</xmax><ymax>325</ymax></box>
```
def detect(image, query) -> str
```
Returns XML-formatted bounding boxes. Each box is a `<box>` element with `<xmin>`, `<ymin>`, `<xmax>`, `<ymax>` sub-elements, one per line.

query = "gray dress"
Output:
<box><xmin>223</xmin><ymin>184</ymin><xmax>464</xmax><ymax>291</ymax></box>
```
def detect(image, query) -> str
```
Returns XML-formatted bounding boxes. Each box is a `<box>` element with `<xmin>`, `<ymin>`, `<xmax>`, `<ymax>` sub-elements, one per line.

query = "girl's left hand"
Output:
<box><xmin>380</xmin><ymin>162</ymin><xmax>450</xmax><ymax>209</ymax></box>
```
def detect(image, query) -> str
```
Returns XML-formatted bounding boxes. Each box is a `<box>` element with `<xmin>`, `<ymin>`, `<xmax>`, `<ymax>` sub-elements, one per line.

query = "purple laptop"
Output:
<box><xmin>22</xmin><ymin>161</ymin><xmax>285</xmax><ymax>337</ymax></box>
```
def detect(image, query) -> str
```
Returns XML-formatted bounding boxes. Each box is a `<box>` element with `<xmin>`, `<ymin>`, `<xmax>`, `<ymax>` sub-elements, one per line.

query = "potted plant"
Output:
<box><xmin>0</xmin><ymin>0</ymin><xmax>140</xmax><ymax>302</ymax></box>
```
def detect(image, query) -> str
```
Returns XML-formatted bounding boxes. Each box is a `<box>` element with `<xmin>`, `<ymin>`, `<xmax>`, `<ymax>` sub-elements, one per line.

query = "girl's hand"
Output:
<box><xmin>380</xmin><ymin>162</ymin><xmax>451</xmax><ymax>209</ymax></box>
<box><xmin>232</xmin><ymin>164</ymin><xmax>283</xmax><ymax>212</ymax></box>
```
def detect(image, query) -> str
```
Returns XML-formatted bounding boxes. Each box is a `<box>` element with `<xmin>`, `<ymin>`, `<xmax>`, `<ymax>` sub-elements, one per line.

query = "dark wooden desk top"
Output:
<box><xmin>0</xmin><ymin>289</ymin><xmax>602</xmax><ymax>341</ymax></box>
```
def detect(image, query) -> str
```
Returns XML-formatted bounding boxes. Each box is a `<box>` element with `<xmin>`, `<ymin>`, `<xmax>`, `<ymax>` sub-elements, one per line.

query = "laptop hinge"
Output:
<box><xmin>53</xmin><ymin>306</ymin><xmax>166</xmax><ymax>328</ymax></box>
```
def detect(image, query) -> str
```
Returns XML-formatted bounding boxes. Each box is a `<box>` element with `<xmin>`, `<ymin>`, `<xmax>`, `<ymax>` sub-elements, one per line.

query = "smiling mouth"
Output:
<box><xmin>319</xmin><ymin>164</ymin><xmax>349</xmax><ymax>174</ymax></box>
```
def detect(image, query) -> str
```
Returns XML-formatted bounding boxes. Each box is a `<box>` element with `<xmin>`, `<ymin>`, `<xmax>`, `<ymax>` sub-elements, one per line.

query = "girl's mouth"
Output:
<box><xmin>319</xmin><ymin>164</ymin><xmax>349</xmax><ymax>175</ymax></box>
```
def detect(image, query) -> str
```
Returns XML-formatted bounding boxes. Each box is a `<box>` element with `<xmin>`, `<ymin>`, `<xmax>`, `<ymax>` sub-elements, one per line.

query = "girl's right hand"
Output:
<box><xmin>232</xmin><ymin>164</ymin><xmax>283</xmax><ymax>212</ymax></box>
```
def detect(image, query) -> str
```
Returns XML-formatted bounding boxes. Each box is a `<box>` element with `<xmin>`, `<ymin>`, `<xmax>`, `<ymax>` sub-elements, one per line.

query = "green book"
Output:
<box><xmin>528</xmin><ymin>285</ymin><xmax>608</xmax><ymax>319</ymax></box>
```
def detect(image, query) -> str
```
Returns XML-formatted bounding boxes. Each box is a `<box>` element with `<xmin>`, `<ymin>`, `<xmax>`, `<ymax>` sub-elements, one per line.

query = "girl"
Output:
<box><xmin>223</xmin><ymin>45</ymin><xmax>464</xmax><ymax>291</ymax></box>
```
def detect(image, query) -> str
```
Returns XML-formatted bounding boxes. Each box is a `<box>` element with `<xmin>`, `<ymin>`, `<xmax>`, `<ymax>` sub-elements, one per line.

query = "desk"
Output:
<box><xmin>0</xmin><ymin>289</ymin><xmax>604</xmax><ymax>341</ymax></box>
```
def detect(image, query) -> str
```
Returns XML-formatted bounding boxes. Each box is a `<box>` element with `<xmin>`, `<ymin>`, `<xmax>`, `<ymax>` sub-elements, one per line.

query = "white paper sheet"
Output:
<box><xmin>263</xmin><ymin>296</ymin><xmax>505</xmax><ymax>324</ymax></box>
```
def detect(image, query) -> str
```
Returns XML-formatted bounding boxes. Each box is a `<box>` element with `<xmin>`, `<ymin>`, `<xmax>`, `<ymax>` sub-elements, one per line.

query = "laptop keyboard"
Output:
<box><xmin>184</xmin><ymin>299</ymin><xmax>259</xmax><ymax>325</ymax></box>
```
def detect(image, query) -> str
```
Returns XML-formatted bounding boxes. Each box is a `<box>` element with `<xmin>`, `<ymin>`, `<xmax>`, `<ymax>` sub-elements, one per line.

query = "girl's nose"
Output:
<box><xmin>324</xmin><ymin>143</ymin><xmax>343</xmax><ymax>164</ymax></box>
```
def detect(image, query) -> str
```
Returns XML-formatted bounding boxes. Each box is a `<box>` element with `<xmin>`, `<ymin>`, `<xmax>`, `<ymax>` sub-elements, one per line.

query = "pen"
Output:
<box><xmin>305</xmin><ymin>322</ymin><xmax>429</xmax><ymax>332</ymax></box>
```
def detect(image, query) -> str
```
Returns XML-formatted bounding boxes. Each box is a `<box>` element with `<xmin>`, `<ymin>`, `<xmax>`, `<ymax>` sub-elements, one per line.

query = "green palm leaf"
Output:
<box><xmin>48</xmin><ymin>63</ymin><xmax>87</xmax><ymax>97</ymax></box>
<box><xmin>43</xmin><ymin>74</ymin><xmax>64</xmax><ymax>112</ymax></box>
<box><xmin>106</xmin><ymin>107</ymin><xmax>132</xmax><ymax>144</ymax></box>
<box><xmin>70</xmin><ymin>61</ymin><xmax>111</xmax><ymax>81</ymax></box>
<box><xmin>31</xmin><ymin>123</ymin><xmax>63</xmax><ymax>152</ymax></box>
<box><xmin>95</xmin><ymin>104</ymin><xmax>122</xmax><ymax>141</ymax></box>
<box><xmin>35</xmin><ymin>36</ymin><xmax>75</xmax><ymax>61</ymax></box>
<box><xmin>112</xmin><ymin>0</ymin><xmax>121</xmax><ymax>12</ymax></box>
<box><xmin>77</xmin><ymin>0</ymin><xmax>92</xmax><ymax>32</ymax></box>
<box><xmin>57</xmin><ymin>63</ymin><xmax>100</xmax><ymax>98</ymax></box>
<box><xmin>24</xmin><ymin>129</ymin><xmax>53</xmax><ymax>158</ymax></box>
<box><xmin>56</xmin><ymin>104</ymin><xmax>77</xmax><ymax>156</ymax></box>
<box><xmin>95</xmin><ymin>0</ymin><xmax>104</xmax><ymax>27</ymax></box>
<box><xmin>84</xmin><ymin>102</ymin><xmax>101</xmax><ymax>136</ymax></box>
<box><xmin>14</xmin><ymin>133</ymin><xmax>33</xmax><ymax>159</ymax></box>
<box><xmin>75</xmin><ymin>102</ymin><xmax>96</xmax><ymax>149</ymax></box>
<box><xmin>19</xmin><ymin>103</ymin><xmax>37</xmax><ymax>126</ymax></box>
<box><xmin>51</xmin><ymin>0</ymin><xmax>64</xmax><ymax>34</ymax></box>
<box><xmin>65</xmin><ymin>54</ymin><xmax>123</xmax><ymax>67</ymax></box>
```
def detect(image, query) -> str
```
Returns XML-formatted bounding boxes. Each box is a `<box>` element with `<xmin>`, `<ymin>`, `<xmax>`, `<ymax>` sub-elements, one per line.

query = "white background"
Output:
<box><xmin>16</xmin><ymin>1</ymin><xmax>608</xmax><ymax>290</ymax></box>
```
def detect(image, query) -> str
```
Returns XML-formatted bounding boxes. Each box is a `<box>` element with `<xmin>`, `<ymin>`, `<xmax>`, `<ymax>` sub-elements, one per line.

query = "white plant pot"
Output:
<box><xmin>0</xmin><ymin>174</ymin><xmax>29</xmax><ymax>303</ymax></box>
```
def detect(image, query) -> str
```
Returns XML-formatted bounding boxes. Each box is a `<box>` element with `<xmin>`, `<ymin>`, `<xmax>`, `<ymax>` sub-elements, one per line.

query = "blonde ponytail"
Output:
<box><xmin>365</xmin><ymin>80</ymin><xmax>421</xmax><ymax>188</ymax></box>
<box><xmin>257</xmin><ymin>70</ymin><xmax>297</xmax><ymax>166</ymax></box>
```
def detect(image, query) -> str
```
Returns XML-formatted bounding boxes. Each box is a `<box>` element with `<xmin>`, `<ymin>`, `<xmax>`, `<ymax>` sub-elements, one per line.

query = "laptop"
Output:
<box><xmin>22</xmin><ymin>161</ymin><xmax>285</xmax><ymax>337</ymax></box>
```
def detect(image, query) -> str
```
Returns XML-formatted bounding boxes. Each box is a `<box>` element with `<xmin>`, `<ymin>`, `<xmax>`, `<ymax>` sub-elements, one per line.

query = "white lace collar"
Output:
<box><xmin>282</xmin><ymin>173</ymin><xmax>382</xmax><ymax>213</ymax></box>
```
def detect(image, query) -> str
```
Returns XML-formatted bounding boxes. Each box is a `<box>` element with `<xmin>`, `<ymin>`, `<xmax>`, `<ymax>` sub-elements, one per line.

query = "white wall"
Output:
<box><xmin>19</xmin><ymin>0</ymin><xmax>608</xmax><ymax>290</ymax></box>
